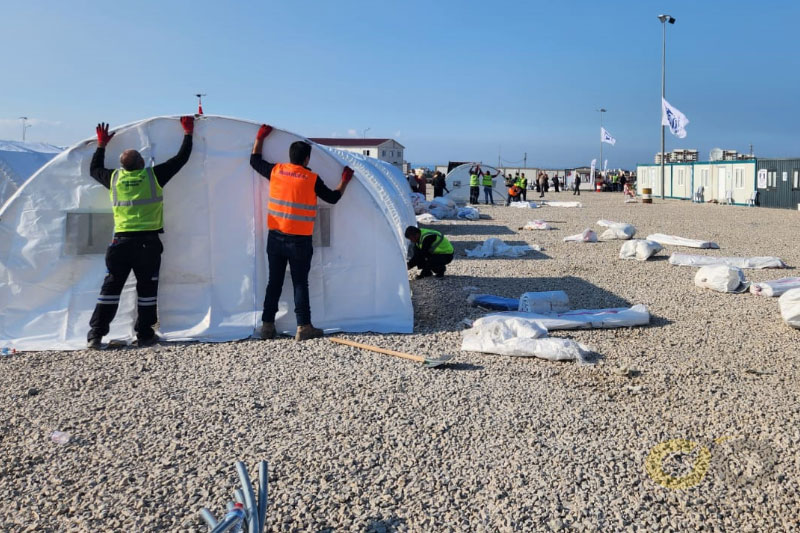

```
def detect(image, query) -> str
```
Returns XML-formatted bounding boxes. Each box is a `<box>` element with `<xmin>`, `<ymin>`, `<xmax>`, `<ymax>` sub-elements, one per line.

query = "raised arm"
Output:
<box><xmin>315</xmin><ymin>166</ymin><xmax>354</xmax><ymax>204</ymax></box>
<box><xmin>249</xmin><ymin>124</ymin><xmax>275</xmax><ymax>178</ymax></box>
<box><xmin>153</xmin><ymin>116</ymin><xmax>194</xmax><ymax>187</ymax></box>
<box><xmin>89</xmin><ymin>122</ymin><xmax>116</xmax><ymax>188</ymax></box>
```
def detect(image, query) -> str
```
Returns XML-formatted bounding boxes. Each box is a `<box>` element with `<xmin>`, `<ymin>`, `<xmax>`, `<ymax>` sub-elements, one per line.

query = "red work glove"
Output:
<box><xmin>256</xmin><ymin>124</ymin><xmax>273</xmax><ymax>141</ymax></box>
<box><xmin>342</xmin><ymin>166</ymin><xmax>354</xmax><ymax>183</ymax></box>
<box><xmin>180</xmin><ymin>115</ymin><xmax>194</xmax><ymax>134</ymax></box>
<box><xmin>96</xmin><ymin>123</ymin><xmax>115</xmax><ymax>147</ymax></box>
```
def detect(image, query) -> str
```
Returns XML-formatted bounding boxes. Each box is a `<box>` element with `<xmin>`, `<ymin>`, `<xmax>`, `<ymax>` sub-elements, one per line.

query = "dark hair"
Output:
<box><xmin>404</xmin><ymin>226</ymin><xmax>420</xmax><ymax>239</ymax></box>
<box><xmin>289</xmin><ymin>141</ymin><xmax>312</xmax><ymax>165</ymax></box>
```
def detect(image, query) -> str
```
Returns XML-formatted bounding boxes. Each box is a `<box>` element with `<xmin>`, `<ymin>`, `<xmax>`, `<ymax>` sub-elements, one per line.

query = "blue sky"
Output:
<box><xmin>1</xmin><ymin>0</ymin><xmax>799</xmax><ymax>168</ymax></box>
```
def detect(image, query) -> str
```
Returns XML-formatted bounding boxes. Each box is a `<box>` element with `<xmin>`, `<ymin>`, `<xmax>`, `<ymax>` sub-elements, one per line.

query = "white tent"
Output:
<box><xmin>0</xmin><ymin>116</ymin><xmax>413</xmax><ymax>350</ymax></box>
<box><xmin>444</xmin><ymin>163</ymin><xmax>508</xmax><ymax>205</ymax></box>
<box><xmin>0</xmin><ymin>140</ymin><xmax>62</xmax><ymax>206</ymax></box>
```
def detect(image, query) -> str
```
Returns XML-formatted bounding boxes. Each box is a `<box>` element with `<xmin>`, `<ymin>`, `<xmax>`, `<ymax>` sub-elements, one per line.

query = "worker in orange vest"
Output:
<box><xmin>250</xmin><ymin>124</ymin><xmax>354</xmax><ymax>341</ymax></box>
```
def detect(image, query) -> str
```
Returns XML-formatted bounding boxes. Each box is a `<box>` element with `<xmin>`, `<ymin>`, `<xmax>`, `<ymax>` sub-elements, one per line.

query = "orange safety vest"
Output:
<box><xmin>508</xmin><ymin>185</ymin><xmax>521</xmax><ymax>196</ymax></box>
<box><xmin>267</xmin><ymin>163</ymin><xmax>318</xmax><ymax>236</ymax></box>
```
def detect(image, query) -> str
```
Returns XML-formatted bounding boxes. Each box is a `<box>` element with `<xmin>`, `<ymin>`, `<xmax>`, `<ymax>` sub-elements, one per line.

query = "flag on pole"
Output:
<box><xmin>661</xmin><ymin>98</ymin><xmax>689</xmax><ymax>139</ymax></box>
<box><xmin>601</xmin><ymin>127</ymin><xmax>616</xmax><ymax>146</ymax></box>
<box><xmin>590</xmin><ymin>158</ymin><xmax>596</xmax><ymax>181</ymax></box>
<box><xmin>603</xmin><ymin>159</ymin><xmax>608</xmax><ymax>172</ymax></box>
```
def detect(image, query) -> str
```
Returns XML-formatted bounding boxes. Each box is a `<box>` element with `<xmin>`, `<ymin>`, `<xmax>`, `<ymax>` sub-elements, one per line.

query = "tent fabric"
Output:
<box><xmin>0</xmin><ymin>140</ymin><xmax>62</xmax><ymax>206</ymax></box>
<box><xmin>0</xmin><ymin>115</ymin><xmax>413</xmax><ymax>351</ymax></box>
<box><xmin>444</xmin><ymin>163</ymin><xmax>507</xmax><ymax>205</ymax></box>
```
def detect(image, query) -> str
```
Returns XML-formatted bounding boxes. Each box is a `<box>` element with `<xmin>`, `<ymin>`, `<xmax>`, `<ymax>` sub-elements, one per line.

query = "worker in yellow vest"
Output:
<box><xmin>481</xmin><ymin>169</ymin><xmax>501</xmax><ymax>204</ymax></box>
<box><xmin>468</xmin><ymin>164</ymin><xmax>481</xmax><ymax>204</ymax></box>
<box><xmin>405</xmin><ymin>226</ymin><xmax>454</xmax><ymax>279</ymax></box>
<box><xmin>518</xmin><ymin>173</ymin><xmax>528</xmax><ymax>201</ymax></box>
<box><xmin>86</xmin><ymin>117</ymin><xmax>194</xmax><ymax>349</ymax></box>
<box><xmin>250</xmin><ymin>124</ymin><xmax>354</xmax><ymax>341</ymax></box>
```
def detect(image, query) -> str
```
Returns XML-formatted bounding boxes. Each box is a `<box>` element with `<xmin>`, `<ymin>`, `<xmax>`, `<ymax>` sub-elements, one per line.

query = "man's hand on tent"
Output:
<box><xmin>342</xmin><ymin>166</ymin><xmax>354</xmax><ymax>183</ymax></box>
<box><xmin>256</xmin><ymin>124</ymin><xmax>273</xmax><ymax>141</ymax></box>
<box><xmin>180</xmin><ymin>116</ymin><xmax>194</xmax><ymax>135</ymax></box>
<box><xmin>96</xmin><ymin>123</ymin><xmax>115</xmax><ymax>148</ymax></box>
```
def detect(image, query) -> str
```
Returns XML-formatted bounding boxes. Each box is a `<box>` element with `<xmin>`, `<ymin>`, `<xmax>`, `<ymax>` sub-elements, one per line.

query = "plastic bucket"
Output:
<box><xmin>642</xmin><ymin>187</ymin><xmax>652</xmax><ymax>204</ymax></box>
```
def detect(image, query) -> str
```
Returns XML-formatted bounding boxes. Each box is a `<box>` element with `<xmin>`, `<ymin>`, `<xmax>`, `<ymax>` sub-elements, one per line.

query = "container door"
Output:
<box><xmin>718</xmin><ymin>167</ymin><xmax>727</xmax><ymax>199</ymax></box>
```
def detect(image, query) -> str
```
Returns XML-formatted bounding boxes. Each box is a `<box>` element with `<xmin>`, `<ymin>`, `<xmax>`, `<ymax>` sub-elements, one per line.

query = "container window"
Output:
<box><xmin>768</xmin><ymin>171</ymin><xmax>777</xmax><ymax>188</ymax></box>
<box><xmin>793</xmin><ymin>170</ymin><xmax>800</xmax><ymax>190</ymax></box>
<box><xmin>64</xmin><ymin>212</ymin><xmax>115</xmax><ymax>255</ymax></box>
<box><xmin>735</xmin><ymin>169</ymin><xmax>744</xmax><ymax>189</ymax></box>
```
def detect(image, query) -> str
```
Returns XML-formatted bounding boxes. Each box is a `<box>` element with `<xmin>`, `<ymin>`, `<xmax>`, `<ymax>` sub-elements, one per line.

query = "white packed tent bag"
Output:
<box><xmin>428</xmin><ymin>196</ymin><xmax>458</xmax><ymax>219</ymax></box>
<box><xmin>518</xmin><ymin>291</ymin><xmax>570</xmax><ymax>313</ymax></box>
<box><xmin>521</xmin><ymin>220</ymin><xmax>551</xmax><ymax>230</ymax></box>
<box><xmin>619</xmin><ymin>239</ymin><xmax>663</xmax><ymax>261</ymax></box>
<box><xmin>597</xmin><ymin>219</ymin><xmax>636</xmax><ymax>240</ymax></box>
<box><xmin>694</xmin><ymin>265</ymin><xmax>748</xmax><ymax>293</ymax></box>
<box><xmin>0</xmin><ymin>115</ymin><xmax>413</xmax><ymax>350</ymax></box>
<box><xmin>750</xmin><ymin>277</ymin><xmax>800</xmax><ymax>297</ymax></box>
<box><xmin>465</xmin><ymin>238</ymin><xmax>541</xmax><ymax>258</ymax></box>
<box><xmin>485</xmin><ymin>305</ymin><xmax>650</xmax><ymax>330</ymax></box>
<box><xmin>443</xmin><ymin>163</ymin><xmax>507</xmax><ymax>205</ymax></box>
<box><xmin>410</xmin><ymin>192</ymin><xmax>429</xmax><ymax>214</ymax></box>
<box><xmin>779</xmin><ymin>288</ymin><xmax>800</xmax><ymax>328</ymax></box>
<box><xmin>456</xmin><ymin>206</ymin><xmax>480</xmax><ymax>220</ymax></box>
<box><xmin>541</xmin><ymin>201</ymin><xmax>582</xmax><ymax>208</ymax></box>
<box><xmin>564</xmin><ymin>229</ymin><xmax>597</xmax><ymax>243</ymax></box>
<box><xmin>461</xmin><ymin>315</ymin><xmax>591</xmax><ymax>363</ymax></box>
<box><xmin>646</xmin><ymin>233</ymin><xmax>719</xmax><ymax>249</ymax></box>
<box><xmin>669</xmin><ymin>252</ymin><xmax>786</xmax><ymax>269</ymax></box>
<box><xmin>509</xmin><ymin>201</ymin><xmax>539</xmax><ymax>209</ymax></box>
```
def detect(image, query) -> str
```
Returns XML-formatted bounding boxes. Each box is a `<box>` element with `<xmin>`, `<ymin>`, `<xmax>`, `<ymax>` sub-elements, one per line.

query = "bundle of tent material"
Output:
<box><xmin>669</xmin><ymin>253</ymin><xmax>785</xmax><ymax>269</ymax></box>
<box><xmin>646</xmin><ymin>233</ymin><xmax>719</xmax><ymax>249</ymax></box>
<box><xmin>0</xmin><ymin>115</ymin><xmax>414</xmax><ymax>350</ymax></box>
<box><xmin>597</xmin><ymin>219</ymin><xmax>636</xmax><ymax>240</ymax></box>
<box><xmin>694</xmin><ymin>265</ymin><xmax>749</xmax><ymax>293</ymax></box>
<box><xmin>465</xmin><ymin>238</ymin><xmax>541</xmax><ymax>258</ymax></box>
<box><xmin>619</xmin><ymin>239</ymin><xmax>663</xmax><ymax>261</ymax></box>
<box><xmin>750</xmin><ymin>277</ymin><xmax>800</xmax><ymax>297</ymax></box>
<box><xmin>564</xmin><ymin>229</ymin><xmax>598</xmax><ymax>243</ymax></box>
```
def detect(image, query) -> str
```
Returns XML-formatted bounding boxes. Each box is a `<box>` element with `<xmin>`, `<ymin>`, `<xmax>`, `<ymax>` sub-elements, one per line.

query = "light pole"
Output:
<box><xmin>658</xmin><ymin>14</ymin><xmax>675</xmax><ymax>200</ymax></box>
<box><xmin>362</xmin><ymin>127</ymin><xmax>370</xmax><ymax>138</ymax></box>
<box><xmin>597</xmin><ymin>108</ymin><xmax>606</xmax><ymax>178</ymax></box>
<box><xmin>19</xmin><ymin>117</ymin><xmax>31</xmax><ymax>142</ymax></box>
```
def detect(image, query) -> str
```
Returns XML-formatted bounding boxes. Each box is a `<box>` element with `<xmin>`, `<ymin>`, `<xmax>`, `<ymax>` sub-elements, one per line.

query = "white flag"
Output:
<box><xmin>603</xmin><ymin>159</ymin><xmax>608</xmax><ymax>171</ymax></box>
<box><xmin>590</xmin><ymin>158</ymin><xmax>596</xmax><ymax>181</ymax></box>
<box><xmin>661</xmin><ymin>98</ymin><xmax>689</xmax><ymax>139</ymax></box>
<box><xmin>601</xmin><ymin>127</ymin><xmax>616</xmax><ymax>146</ymax></box>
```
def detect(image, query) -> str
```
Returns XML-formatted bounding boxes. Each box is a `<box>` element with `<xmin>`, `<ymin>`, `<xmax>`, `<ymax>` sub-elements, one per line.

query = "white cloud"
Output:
<box><xmin>347</xmin><ymin>129</ymin><xmax>357</xmax><ymax>137</ymax></box>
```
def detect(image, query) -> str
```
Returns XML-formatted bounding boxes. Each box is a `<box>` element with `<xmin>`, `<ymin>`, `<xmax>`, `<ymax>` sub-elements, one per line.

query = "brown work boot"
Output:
<box><xmin>295</xmin><ymin>324</ymin><xmax>323</xmax><ymax>341</ymax></box>
<box><xmin>260</xmin><ymin>321</ymin><xmax>276</xmax><ymax>340</ymax></box>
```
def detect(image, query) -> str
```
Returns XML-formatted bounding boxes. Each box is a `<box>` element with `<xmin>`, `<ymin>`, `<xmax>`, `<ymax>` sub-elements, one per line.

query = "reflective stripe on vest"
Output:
<box><xmin>417</xmin><ymin>229</ymin><xmax>454</xmax><ymax>255</ymax></box>
<box><xmin>109</xmin><ymin>167</ymin><xmax>164</xmax><ymax>232</ymax></box>
<box><xmin>482</xmin><ymin>174</ymin><xmax>493</xmax><ymax>186</ymax></box>
<box><xmin>267</xmin><ymin>163</ymin><xmax>318</xmax><ymax>235</ymax></box>
<box><xmin>469</xmin><ymin>174</ymin><xmax>479</xmax><ymax>186</ymax></box>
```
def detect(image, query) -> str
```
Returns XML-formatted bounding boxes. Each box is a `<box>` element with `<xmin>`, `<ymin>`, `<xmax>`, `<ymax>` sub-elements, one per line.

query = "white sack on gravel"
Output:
<box><xmin>456</xmin><ymin>206</ymin><xmax>480</xmax><ymax>220</ymax></box>
<box><xmin>518</xmin><ymin>291</ymin><xmax>570</xmax><ymax>313</ymax></box>
<box><xmin>485</xmin><ymin>305</ymin><xmax>651</xmax><ymax>330</ymax></box>
<box><xmin>410</xmin><ymin>192</ymin><xmax>429</xmax><ymax>214</ymax></box>
<box><xmin>646</xmin><ymin>233</ymin><xmax>719</xmax><ymax>249</ymax></box>
<box><xmin>619</xmin><ymin>239</ymin><xmax>663</xmax><ymax>261</ymax></box>
<box><xmin>521</xmin><ymin>220</ymin><xmax>552</xmax><ymax>230</ymax></box>
<box><xmin>597</xmin><ymin>219</ymin><xmax>636</xmax><ymax>240</ymax></box>
<box><xmin>465</xmin><ymin>238</ymin><xmax>541</xmax><ymax>258</ymax></box>
<box><xmin>779</xmin><ymin>288</ymin><xmax>800</xmax><ymax>328</ymax></box>
<box><xmin>563</xmin><ymin>229</ymin><xmax>598</xmax><ymax>243</ymax></box>
<box><xmin>509</xmin><ymin>201</ymin><xmax>539</xmax><ymax>209</ymax></box>
<box><xmin>669</xmin><ymin>252</ymin><xmax>786</xmax><ymax>269</ymax></box>
<box><xmin>542</xmin><ymin>201</ymin><xmax>582</xmax><ymax>208</ymax></box>
<box><xmin>416</xmin><ymin>213</ymin><xmax>439</xmax><ymax>224</ymax></box>
<box><xmin>461</xmin><ymin>316</ymin><xmax>591</xmax><ymax>363</ymax></box>
<box><xmin>428</xmin><ymin>196</ymin><xmax>457</xmax><ymax>219</ymax></box>
<box><xmin>694</xmin><ymin>265</ymin><xmax>748</xmax><ymax>293</ymax></box>
<box><xmin>750</xmin><ymin>277</ymin><xmax>800</xmax><ymax>297</ymax></box>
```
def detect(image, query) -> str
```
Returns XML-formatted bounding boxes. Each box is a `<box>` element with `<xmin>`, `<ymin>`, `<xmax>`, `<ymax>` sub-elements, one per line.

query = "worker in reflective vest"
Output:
<box><xmin>404</xmin><ymin>226</ymin><xmax>454</xmax><ymax>279</ymax></box>
<box><xmin>250</xmin><ymin>124</ymin><xmax>353</xmax><ymax>341</ymax></box>
<box><xmin>468</xmin><ymin>164</ymin><xmax>481</xmax><ymax>205</ymax></box>
<box><xmin>86</xmin><ymin>117</ymin><xmax>194</xmax><ymax>349</ymax></box>
<box><xmin>518</xmin><ymin>173</ymin><xmax>528</xmax><ymax>201</ymax></box>
<box><xmin>481</xmin><ymin>169</ymin><xmax>501</xmax><ymax>205</ymax></box>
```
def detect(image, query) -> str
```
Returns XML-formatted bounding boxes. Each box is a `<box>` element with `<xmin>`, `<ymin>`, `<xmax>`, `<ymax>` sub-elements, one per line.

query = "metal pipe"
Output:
<box><xmin>236</xmin><ymin>461</ymin><xmax>259</xmax><ymax>533</ymax></box>
<box><xmin>257</xmin><ymin>461</ymin><xmax>268</xmax><ymax>533</ymax></box>
<box><xmin>200</xmin><ymin>508</ymin><xmax>218</xmax><ymax>529</ymax></box>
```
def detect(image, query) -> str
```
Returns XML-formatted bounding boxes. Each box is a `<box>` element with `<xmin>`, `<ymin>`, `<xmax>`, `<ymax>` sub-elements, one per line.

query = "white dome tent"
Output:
<box><xmin>0</xmin><ymin>115</ymin><xmax>413</xmax><ymax>351</ymax></box>
<box><xmin>444</xmin><ymin>163</ymin><xmax>508</xmax><ymax>205</ymax></box>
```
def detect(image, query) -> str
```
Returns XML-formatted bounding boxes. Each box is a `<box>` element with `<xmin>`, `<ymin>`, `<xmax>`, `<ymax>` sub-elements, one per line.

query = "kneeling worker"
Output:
<box><xmin>250</xmin><ymin>124</ymin><xmax>354</xmax><ymax>341</ymax></box>
<box><xmin>405</xmin><ymin>226</ymin><xmax>454</xmax><ymax>279</ymax></box>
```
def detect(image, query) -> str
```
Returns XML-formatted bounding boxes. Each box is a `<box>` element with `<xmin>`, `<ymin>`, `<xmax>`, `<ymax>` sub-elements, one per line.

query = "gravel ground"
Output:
<box><xmin>1</xmin><ymin>192</ymin><xmax>799</xmax><ymax>532</ymax></box>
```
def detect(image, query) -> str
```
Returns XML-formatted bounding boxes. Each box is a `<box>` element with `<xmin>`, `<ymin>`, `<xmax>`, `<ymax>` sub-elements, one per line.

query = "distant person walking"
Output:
<box><xmin>573</xmin><ymin>172</ymin><xmax>581</xmax><ymax>195</ymax></box>
<box><xmin>432</xmin><ymin>171</ymin><xmax>449</xmax><ymax>198</ymax></box>
<box><xmin>416</xmin><ymin>173</ymin><xmax>427</xmax><ymax>199</ymax></box>
<box><xmin>552</xmin><ymin>175</ymin><xmax>560</xmax><ymax>192</ymax></box>
<box><xmin>538</xmin><ymin>172</ymin><xmax>547</xmax><ymax>198</ymax></box>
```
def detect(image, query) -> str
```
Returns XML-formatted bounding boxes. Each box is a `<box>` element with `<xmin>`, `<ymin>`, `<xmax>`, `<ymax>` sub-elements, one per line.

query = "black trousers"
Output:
<box><xmin>263</xmin><ymin>231</ymin><xmax>314</xmax><ymax>326</ymax></box>
<box><xmin>469</xmin><ymin>186</ymin><xmax>480</xmax><ymax>204</ymax></box>
<box><xmin>89</xmin><ymin>234</ymin><xmax>163</xmax><ymax>342</ymax></box>
<box><xmin>408</xmin><ymin>249</ymin><xmax>453</xmax><ymax>276</ymax></box>
<box><xmin>573</xmin><ymin>183</ymin><xmax>581</xmax><ymax>195</ymax></box>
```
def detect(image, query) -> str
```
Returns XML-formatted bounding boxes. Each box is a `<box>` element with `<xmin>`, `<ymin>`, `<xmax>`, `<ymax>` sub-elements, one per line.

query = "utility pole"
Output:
<box><xmin>523</xmin><ymin>152</ymin><xmax>527</xmax><ymax>172</ymax></box>
<box><xmin>19</xmin><ymin>117</ymin><xmax>31</xmax><ymax>142</ymax></box>
<box><xmin>362</xmin><ymin>127</ymin><xmax>370</xmax><ymax>138</ymax></box>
